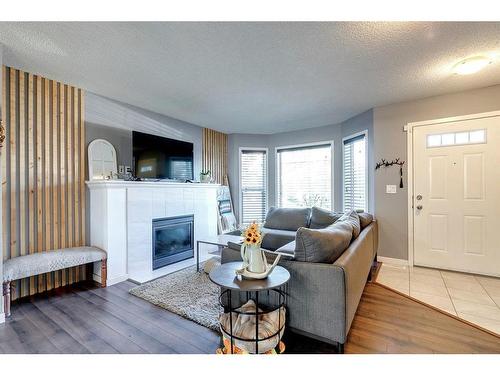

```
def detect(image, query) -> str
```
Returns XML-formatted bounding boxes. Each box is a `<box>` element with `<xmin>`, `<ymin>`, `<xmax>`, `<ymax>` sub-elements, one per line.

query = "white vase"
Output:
<box><xmin>241</xmin><ymin>245</ymin><xmax>267</xmax><ymax>274</ymax></box>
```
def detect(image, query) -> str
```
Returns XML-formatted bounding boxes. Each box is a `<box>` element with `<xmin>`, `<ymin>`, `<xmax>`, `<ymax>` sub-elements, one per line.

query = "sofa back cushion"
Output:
<box><xmin>310</xmin><ymin>206</ymin><xmax>343</xmax><ymax>229</ymax></box>
<box><xmin>337</xmin><ymin>210</ymin><xmax>361</xmax><ymax>239</ymax></box>
<box><xmin>263</xmin><ymin>207</ymin><xmax>311</xmax><ymax>231</ymax></box>
<box><xmin>294</xmin><ymin>221</ymin><xmax>353</xmax><ymax>263</ymax></box>
<box><xmin>358</xmin><ymin>212</ymin><xmax>374</xmax><ymax>229</ymax></box>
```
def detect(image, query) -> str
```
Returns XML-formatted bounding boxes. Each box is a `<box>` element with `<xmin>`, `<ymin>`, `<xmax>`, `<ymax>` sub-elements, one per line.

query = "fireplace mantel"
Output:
<box><xmin>86</xmin><ymin>180</ymin><xmax>220</xmax><ymax>284</ymax></box>
<box><xmin>86</xmin><ymin>180</ymin><xmax>219</xmax><ymax>189</ymax></box>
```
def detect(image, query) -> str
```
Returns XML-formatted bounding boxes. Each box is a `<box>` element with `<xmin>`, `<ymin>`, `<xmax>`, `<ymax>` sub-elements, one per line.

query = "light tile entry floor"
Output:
<box><xmin>375</xmin><ymin>263</ymin><xmax>500</xmax><ymax>336</ymax></box>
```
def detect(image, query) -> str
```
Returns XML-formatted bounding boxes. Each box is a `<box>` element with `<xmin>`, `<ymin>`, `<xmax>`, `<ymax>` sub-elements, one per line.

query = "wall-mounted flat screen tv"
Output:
<box><xmin>133</xmin><ymin>131</ymin><xmax>194</xmax><ymax>180</ymax></box>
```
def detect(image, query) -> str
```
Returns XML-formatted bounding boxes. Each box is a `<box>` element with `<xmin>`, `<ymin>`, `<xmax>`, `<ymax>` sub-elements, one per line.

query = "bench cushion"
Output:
<box><xmin>3</xmin><ymin>246</ymin><xmax>106</xmax><ymax>282</ymax></box>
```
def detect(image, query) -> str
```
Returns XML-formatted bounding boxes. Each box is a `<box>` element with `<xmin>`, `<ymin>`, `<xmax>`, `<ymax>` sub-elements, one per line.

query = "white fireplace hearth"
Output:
<box><xmin>86</xmin><ymin>180</ymin><xmax>220</xmax><ymax>284</ymax></box>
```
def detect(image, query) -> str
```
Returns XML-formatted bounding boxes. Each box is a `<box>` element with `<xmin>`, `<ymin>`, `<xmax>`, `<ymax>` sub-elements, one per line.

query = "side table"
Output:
<box><xmin>209</xmin><ymin>261</ymin><xmax>290</xmax><ymax>354</ymax></box>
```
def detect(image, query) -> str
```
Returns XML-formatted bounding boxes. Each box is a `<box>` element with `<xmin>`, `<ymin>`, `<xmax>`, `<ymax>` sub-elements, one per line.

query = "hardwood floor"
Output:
<box><xmin>344</xmin><ymin>283</ymin><xmax>500</xmax><ymax>354</ymax></box>
<box><xmin>0</xmin><ymin>281</ymin><xmax>220</xmax><ymax>354</ymax></box>
<box><xmin>1</xmin><ymin>280</ymin><xmax>499</xmax><ymax>354</ymax></box>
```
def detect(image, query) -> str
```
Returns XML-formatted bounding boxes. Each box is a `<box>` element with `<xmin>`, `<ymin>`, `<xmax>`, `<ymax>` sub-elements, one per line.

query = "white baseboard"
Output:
<box><xmin>93</xmin><ymin>272</ymin><xmax>128</xmax><ymax>287</ymax></box>
<box><xmin>378</xmin><ymin>256</ymin><xmax>409</xmax><ymax>266</ymax></box>
<box><xmin>108</xmin><ymin>275</ymin><xmax>129</xmax><ymax>286</ymax></box>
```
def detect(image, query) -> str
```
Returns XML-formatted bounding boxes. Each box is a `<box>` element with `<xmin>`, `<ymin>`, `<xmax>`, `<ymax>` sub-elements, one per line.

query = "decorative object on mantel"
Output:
<box><xmin>375</xmin><ymin>158</ymin><xmax>405</xmax><ymax>188</ymax></box>
<box><xmin>200</xmin><ymin>169</ymin><xmax>211</xmax><ymax>183</ymax></box>
<box><xmin>88</xmin><ymin>139</ymin><xmax>118</xmax><ymax>180</ymax></box>
<box><xmin>235</xmin><ymin>223</ymin><xmax>292</xmax><ymax>279</ymax></box>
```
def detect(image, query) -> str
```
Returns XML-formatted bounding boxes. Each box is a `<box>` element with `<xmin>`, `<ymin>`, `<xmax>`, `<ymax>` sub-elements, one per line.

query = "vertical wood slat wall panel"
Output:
<box><xmin>19</xmin><ymin>72</ymin><xmax>27</xmax><ymax>297</ymax></box>
<box><xmin>1</xmin><ymin>67</ymin><xmax>7</xmax><ymax>265</ymax></box>
<box><xmin>36</xmin><ymin>75</ymin><xmax>44</xmax><ymax>292</ymax></box>
<box><xmin>28</xmin><ymin>74</ymin><xmax>36</xmax><ymax>295</ymax></box>
<box><xmin>202</xmin><ymin>128</ymin><xmax>228</xmax><ymax>185</ymax></box>
<box><xmin>1</xmin><ymin>66</ymin><xmax>86</xmax><ymax>300</ymax></box>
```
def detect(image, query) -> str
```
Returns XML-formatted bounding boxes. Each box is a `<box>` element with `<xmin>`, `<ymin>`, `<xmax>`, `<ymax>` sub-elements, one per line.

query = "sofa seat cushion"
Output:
<box><xmin>294</xmin><ymin>221</ymin><xmax>353</xmax><ymax>263</ymax></box>
<box><xmin>263</xmin><ymin>207</ymin><xmax>311</xmax><ymax>231</ymax></box>
<box><xmin>337</xmin><ymin>210</ymin><xmax>361</xmax><ymax>239</ymax></box>
<box><xmin>276</xmin><ymin>240</ymin><xmax>296</xmax><ymax>257</ymax></box>
<box><xmin>261</xmin><ymin>228</ymin><xmax>297</xmax><ymax>251</ymax></box>
<box><xmin>3</xmin><ymin>246</ymin><xmax>106</xmax><ymax>282</ymax></box>
<box><xmin>310</xmin><ymin>207</ymin><xmax>343</xmax><ymax>229</ymax></box>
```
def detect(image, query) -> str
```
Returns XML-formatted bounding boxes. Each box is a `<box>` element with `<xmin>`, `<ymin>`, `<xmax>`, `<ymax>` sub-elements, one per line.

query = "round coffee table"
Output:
<box><xmin>209</xmin><ymin>261</ymin><xmax>290</xmax><ymax>354</ymax></box>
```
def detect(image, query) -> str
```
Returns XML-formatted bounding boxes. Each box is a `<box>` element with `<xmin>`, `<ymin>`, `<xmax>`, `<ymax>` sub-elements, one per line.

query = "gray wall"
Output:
<box><xmin>373</xmin><ymin>84</ymin><xmax>500</xmax><ymax>260</ymax></box>
<box><xmin>228</xmin><ymin>110</ymin><xmax>374</xmax><ymax>221</ymax></box>
<box><xmin>84</xmin><ymin>92</ymin><xmax>205</xmax><ymax>244</ymax></box>
<box><xmin>230</xmin><ymin>83</ymin><xmax>500</xmax><ymax>263</ymax></box>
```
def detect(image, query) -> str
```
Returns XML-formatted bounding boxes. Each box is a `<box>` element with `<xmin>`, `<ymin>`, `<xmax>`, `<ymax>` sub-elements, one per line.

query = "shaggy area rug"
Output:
<box><xmin>129</xmin><ymin>263</ymin><xmax>221</xmax><ymax>330</ymax></box>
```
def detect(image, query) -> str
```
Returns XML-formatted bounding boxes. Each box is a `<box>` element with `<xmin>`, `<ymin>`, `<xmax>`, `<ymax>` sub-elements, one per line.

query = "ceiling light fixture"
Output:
<box><xmin>452</xmin><ymin>56</ymin><xmax>492</xmax><ymax>75</ymax></box>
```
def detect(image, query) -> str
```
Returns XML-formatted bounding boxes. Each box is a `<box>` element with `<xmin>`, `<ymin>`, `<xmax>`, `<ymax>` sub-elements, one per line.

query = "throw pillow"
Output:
<box><xmin>309</xmin><ymin>206</ymin><xmax>343</xmax><ymax>229</ymax></box>
<box><xmin>294</xmin><ymin>221</ymin><xmax>353</xmax><ymax>263</ymax></box>
<box><xmin>337</xmin><ymin>210</ymin><xmax>361</xmax><ymax>239</ymax></box>
<box><xmin>358</xmin><ymin>212</ymin><xmax>374</xmax><ymax>229</ymax></box>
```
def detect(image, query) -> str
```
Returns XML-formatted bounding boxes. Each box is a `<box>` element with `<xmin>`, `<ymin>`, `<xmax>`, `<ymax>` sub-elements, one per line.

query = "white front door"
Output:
<box><xmin>413</xmin><ymin>115</ymin><xmax>500</xmax><ymax>276</ymax></box>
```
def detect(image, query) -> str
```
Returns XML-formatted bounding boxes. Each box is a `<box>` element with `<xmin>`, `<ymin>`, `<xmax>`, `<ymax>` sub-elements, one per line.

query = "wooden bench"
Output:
<box><xmin>2</xmin><ymin>246</ymin><xmax>107</xmax><ymax>318</ymax></box>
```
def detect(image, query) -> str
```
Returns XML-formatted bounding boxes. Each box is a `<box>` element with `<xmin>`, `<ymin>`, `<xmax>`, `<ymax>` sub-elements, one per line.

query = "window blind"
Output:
<box><xmin>240</xmin><ymin>149</ymin><xmax>267</xmax><ymax>225</ymax></box>
<box><xmin>170</xmin><ymin>157</ymin><xmax>194</xmax><ymax>180</ymax></box>
<box><xmin>277</xmin><ymin>144</ymin><xmax>332</xmax><ymax>209</ymax></box>
<box><xmin>343</xmin><ymin>134</ymin><xmax>367</xmax><ymax>211</ymax></box>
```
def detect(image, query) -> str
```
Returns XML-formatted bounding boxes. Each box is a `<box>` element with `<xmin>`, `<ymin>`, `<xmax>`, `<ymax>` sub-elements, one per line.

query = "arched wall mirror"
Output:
<box><xmin>88</xmin><ymin>139</ymin><xmax>118</xmax><ymax>180</ymax></box>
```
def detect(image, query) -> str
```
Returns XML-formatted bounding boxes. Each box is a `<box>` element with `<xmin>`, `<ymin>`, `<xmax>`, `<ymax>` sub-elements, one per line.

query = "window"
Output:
<box><xmin>276</xmin><ymin>143</ymin><xmax>332</xmax><ymax>210</ymax></box>
<box><xmin>343</xmin><ymin>132</ymin><xmax>367</xmax><ymax>212</ymax></box>
<box><xmin>426</xmin><ymin>129</ymin><xmax>486</xmax><ymax>148</ymax></box>
<box><xmin>239</xmin><ymin>149</ymin><xmax>268</xmax><ymax>225</ymax></box>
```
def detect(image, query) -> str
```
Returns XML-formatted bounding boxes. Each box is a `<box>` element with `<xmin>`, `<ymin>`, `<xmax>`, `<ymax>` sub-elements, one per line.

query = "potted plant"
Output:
<box><xmin>200</xmin><ymin>170</ymin><xmax>211</xmax><ymax>183</ymax></box>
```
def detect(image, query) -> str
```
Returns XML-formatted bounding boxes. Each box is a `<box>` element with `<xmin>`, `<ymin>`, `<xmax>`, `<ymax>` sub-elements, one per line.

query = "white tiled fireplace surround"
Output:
<box><xmin>376</xmin><ymin>262</ymin><xmax>500</xmax><ymax>335</ymax></box>
<box><xmin>87</xmin><ymin>180</ymin><xmax>220</xmax><ymax>284</ymax></box>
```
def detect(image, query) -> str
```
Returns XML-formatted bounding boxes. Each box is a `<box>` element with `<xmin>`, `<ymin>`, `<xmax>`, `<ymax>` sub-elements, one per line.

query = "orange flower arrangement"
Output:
<box><xmin>242</xmin><ymin>222</ymin><xmax>263</xmax><ymax>247</ymax></box>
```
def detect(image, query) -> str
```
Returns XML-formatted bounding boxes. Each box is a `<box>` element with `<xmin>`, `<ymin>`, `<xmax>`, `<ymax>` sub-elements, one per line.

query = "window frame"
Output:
<box><xmin>274</xmin><ymin>140</ymin><xmax>334</xmax><ymax>210</ymax></box>
<box><xmin>238</xmin><ymin>147</ymin><xmax>269</xmax><ymax>225</ymax></box>
<box><xmin>342</xmin><ymin>130</ymin><xmax>369</xmax><ymax>212</ymax></box>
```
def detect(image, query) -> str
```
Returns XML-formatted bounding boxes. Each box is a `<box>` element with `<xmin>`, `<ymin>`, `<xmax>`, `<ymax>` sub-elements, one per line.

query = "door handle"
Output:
<box><xmin>416</xmin><ymin>205</ymin><xmax>423</xmax><ymax>210</ymax></box>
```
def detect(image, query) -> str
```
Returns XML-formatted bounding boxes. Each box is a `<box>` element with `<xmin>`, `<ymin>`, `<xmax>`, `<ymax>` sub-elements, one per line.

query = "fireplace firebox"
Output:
<box><xmin>152</xmin><ymin>215</ymin><xmax>194</xmax><ymax>269</ymax></box>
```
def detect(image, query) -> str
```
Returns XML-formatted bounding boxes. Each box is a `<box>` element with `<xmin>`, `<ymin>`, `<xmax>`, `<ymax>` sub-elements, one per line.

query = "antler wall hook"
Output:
<box><xmin>375</xmin><ymin>158</ymin><xmax>406</xmax><ymax>188</ymax></box>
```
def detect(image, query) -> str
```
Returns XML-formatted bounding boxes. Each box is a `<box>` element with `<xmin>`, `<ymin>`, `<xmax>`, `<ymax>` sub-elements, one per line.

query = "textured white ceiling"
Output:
<box><xmin>1</xmin><ymin>22</ymin><xmax>499</xmax><ymax>134</ymax></box>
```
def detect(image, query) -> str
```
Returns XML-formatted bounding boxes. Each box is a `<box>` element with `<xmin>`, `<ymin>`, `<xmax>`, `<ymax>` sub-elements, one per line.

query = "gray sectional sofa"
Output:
<box><xmin>221</xmin><ymin>206</ymin><xmax>378</xmax><ymax>353</ymax></box>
